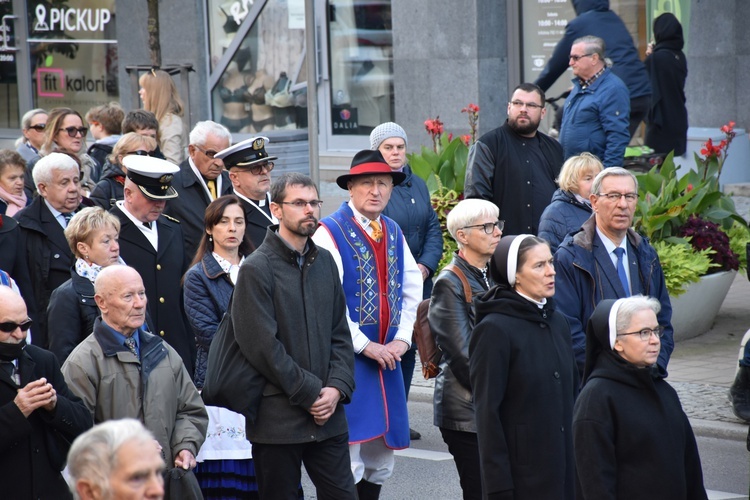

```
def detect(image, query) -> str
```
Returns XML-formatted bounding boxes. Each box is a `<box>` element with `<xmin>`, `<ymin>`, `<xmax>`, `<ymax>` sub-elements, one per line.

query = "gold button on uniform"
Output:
<box><xmin>159</xmin><ymin>297</ymin><xmax>165</xmax><ymax>303</ymax></box>
<box><xmin>159</xmin><ymin>331</ymin><xmax>165</xmax><ymax>336</ymax></box>
<box><xmin>156</xmin><ymin>264</ymin><xmax>162</xmax><ymax>270</ymax></box>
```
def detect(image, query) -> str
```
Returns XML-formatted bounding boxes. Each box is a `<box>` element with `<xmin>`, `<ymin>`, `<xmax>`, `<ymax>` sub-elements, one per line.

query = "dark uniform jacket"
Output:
<box><xmin>111</xmin><ymin>205</ymin><xmax>195</xmax><ymax>372</ymax></box>
<box><xmin>0</xmin><ymin>215</ymin><xmax>36</xmax><ymax>319</ymax></box>
<box><xmin>165</xmin><ymin>160</ymin><xmax>233</xmax><ymax>261</ymax></box>
<box><xmin>16</xmin><ymin>196</ymin><xmax>93</xmax><ymax>347</ymax></box>
<box><xmin>236</xmin><ymin>193</ymin><xmax>274</xmax><ymax>250</ymax></box>
<box><xmin>0</xmin><ymin>344</ymin><xmax>93</xmax><ymax>499</ymax></box>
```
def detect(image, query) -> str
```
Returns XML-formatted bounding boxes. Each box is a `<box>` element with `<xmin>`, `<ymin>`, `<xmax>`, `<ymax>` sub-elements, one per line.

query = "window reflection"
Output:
<box><xmin>207</xmin><ymin>0</ymin><xmax>308</xmax><ymax>133</ymax></box>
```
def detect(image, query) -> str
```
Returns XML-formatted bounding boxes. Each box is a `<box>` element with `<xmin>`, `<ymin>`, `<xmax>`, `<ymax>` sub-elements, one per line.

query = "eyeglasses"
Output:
<box><xmin>126</xmin><ymin>150</ymin><xmax>157</xmax><ymax>157</ymax></box>
<box><xmin>28</xmin><ymin>124</ymin><xmax>46</xmax><ymax>132</ymax></box>
<box><xmin>509</xmin><ymin>100</ymin><xmax>544</xmax><ymax>110</ymax></box>
<box><xmin>460</xmin><ymin>220</ymin><xmax>505</xmax><ymax>234</ymax></box>
<box><xmin>195</xmin><ymin>145</ymin><xmax>219</xmax><ymax>159</ymax></box>
<box><xmin>244</xmin><ymin>162</ymin><xmax>275</xmax><ymax>175</ymax></box>
<box><xmin>596</xmin><ymin>192</ymin><xmax>638</xmax><ymax>202</ymax></box>
<box><xmin>0</xmin><ymin>318</ymin><xmax>33</xmax><ymax>333</ymax></box>
<box><xmin>569</xmin><ymin>53</ymin><xmax>595</xmax><ymax>62</ymax></box>
<box><xmin>279</xmin><ymin>200</ymin><xmax>323</xmax><ymax>209</ymax></box>
<box><xmin>60</xmin><ymin>126</ymin><xmax>88</xmax><ymax>138</ymax></box>
<box><xmin>617</xmin><ymin>326</ymin><xmax>665</xmax><ymax>341</ymax></box>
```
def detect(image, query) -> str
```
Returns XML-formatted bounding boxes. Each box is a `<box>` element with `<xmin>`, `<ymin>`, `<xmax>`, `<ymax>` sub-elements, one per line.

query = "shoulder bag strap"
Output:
<box><xmin>444</xmin><ymin>263</ymin><xmax>472</xmax><ymax>303</ymax></box>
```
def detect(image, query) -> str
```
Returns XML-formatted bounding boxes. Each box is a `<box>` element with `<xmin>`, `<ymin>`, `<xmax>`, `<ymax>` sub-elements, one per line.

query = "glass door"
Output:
<box><xmin>318</xmin><ymin>0</ymin><xmax>394</xmax><ymax>151</ymax></box>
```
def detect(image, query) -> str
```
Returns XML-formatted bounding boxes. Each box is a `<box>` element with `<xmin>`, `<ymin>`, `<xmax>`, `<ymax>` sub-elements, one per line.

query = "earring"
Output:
<box><xmin>209</xmin><ymin>235</ymin><xmax>213</xmax><ymax>242</ymax></box>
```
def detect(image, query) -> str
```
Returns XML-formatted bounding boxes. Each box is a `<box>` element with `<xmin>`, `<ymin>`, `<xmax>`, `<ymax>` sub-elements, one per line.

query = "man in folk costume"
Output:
<box><xmin>312</xmin><ymin>150</ymin><xmax>422</xmax><ymax>499</ymax></box>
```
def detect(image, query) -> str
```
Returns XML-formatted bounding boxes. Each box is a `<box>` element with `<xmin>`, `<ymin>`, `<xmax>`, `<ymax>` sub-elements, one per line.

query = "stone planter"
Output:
<box><xmin>670</xmin><ymin>270</ymin><xmax>737</xmax><ymax>341</ymax></box>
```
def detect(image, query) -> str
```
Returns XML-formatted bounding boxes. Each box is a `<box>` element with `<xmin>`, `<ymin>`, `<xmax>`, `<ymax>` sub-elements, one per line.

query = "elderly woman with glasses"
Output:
<box><xmin>573</xmin><ymin>295</ymin><xmax>707</xmax><ymax>499</ymax></box>
<box><xmin>470</xmin><ymin>234</ymin><xmax>577</xmax><ymax>500</ymax></box>
<box><xmin>89</xmin><ymin>133</ymin><xmax>158</xmax><ymax>209</ymax></box>
<box><xmin>15</xmin><ymin>108</ymin><xmax>48</xmax><ymax>164</ymax></box>
<box><xmin>31</xmin><ymin>107</ymin><xmax>100</xmax><ymax>195</ymax></box>
<box><xmin>429</xmin><ymin>199</ymin><xmax>501</xmax><ymax>499</ymax></box>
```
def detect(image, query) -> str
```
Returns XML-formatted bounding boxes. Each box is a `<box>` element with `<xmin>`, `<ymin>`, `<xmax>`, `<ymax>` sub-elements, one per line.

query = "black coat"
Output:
<box><xmin>573</xmin><ymin>353</ymin><xmax>707</xmax><ymax>499</ymax></box>
<box><xmin>89</xmin><ymin>160</ymin><xmax>125</xmax><ymax>209</ymax></box>
<box><xmin>645</xmin><ymin>13</ymin><xmax>688</xmax><ymax>156</ymax></box>
<box><xmin>111</xmin><ymin>205</ymin><xmax>195</xmax><ymax>372</ymax></box>
<box><xmin>164</xmin><ymin>160</ymin><xmax>233</xmax><ymax>261</ymax></box>
<box><xmin>0</xmin><ymin>215</ymin><xmax>36</xmax><ymax>320</ymax></box>
<box><xmin>430</xmin><ymin>253</ymin><xmax>491</xmax><ymax>432</ymax></box>
<box><xmin>0</xmin><ymin>344</ymin><xmax>93</xmax><ymax>499</ymax></box>
<box><xmin>237</xmin><ymin>194</ymin><xmax>274</xmax><ymax>250</ymax></box>
<box><xmin>16</xmin><ymin>196</ymin><xmax>93</xmax><ymax>347</ymax></box>
<box><xmin>469</xmin><ymin>287</ymin><xmax>577</xmax><ymax>499</ymax></box>
<box><xmin>464</xmin><ymin>122</ymin><xmax>563</xmax><ymax>235</ymax></box>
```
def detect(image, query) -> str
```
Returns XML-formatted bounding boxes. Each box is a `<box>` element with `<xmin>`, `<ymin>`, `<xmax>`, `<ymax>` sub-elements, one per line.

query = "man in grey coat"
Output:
<box><xmin>232</xmin><ymin>172</ymin><xmax>356</xmax><ymax>499</ymax></box>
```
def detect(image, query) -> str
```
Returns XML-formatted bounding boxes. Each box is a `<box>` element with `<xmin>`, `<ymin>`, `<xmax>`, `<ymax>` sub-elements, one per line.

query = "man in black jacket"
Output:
<box><xmin>165</xmin><ymin>120</ymin><xmax>233</xmax><ymax>259</ymax></box>
<box><xmin>232</xmin><ymin>173</ymin><xmax>356</xmax><ymax>499</ymax></box>
<box><xmin>0</xmin><ymin>285</ymin><xmax>92</xmax><ymax>499</ymax></box>
<box><xmin>464</xmin><ymin>83</ymin><xmax>563</xmax><ymax>235</ymax></box>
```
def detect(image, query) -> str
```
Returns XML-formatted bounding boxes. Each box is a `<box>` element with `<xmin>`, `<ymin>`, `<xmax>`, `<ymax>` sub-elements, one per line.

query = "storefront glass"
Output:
<box><xmin>26</xmin><ymin>0</ymin><xmax>117</xmax><ymax>116</ymax></box>
<box><xmin>327</xmin><ymin>0</ymin><xmax>393</xmax><ymax>136</ymax></box>
<box><xmin>206</xmin><ymin>0</ymin><xmax>308</xmax><ymax>133</ymax></box>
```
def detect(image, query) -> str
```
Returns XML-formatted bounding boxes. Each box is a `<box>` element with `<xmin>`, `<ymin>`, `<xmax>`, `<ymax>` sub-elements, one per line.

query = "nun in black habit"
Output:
<box><xmin>469</xmin><ymin>234</ymin><xmax>577</xmax><ymax>500</ymax></box>
<box><xmin>573</xmin><ymin>296</ymin><xmax>707</xmax><ymax>500</ymax></box>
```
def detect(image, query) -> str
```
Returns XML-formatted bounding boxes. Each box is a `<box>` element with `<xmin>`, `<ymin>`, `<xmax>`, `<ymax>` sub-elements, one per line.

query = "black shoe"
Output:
<box><xmin>409</xmin><ymin>427</ymin><xmax>421</xmax><ymax>440</ymax></box>
<box><xmin>356</xmin><ymin>479</ymin><xmax>382</xmax><ymax>500</ymax></box>
<box><xmin>730</xmin><ymin>365</ymin><xmax>750</xmax><ymax>422</ymax></box>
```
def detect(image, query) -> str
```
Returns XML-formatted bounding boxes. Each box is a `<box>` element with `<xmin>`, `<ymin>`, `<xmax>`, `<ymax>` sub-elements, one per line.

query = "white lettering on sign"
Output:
<box><xmin>229</xmin><ymin>0</ymin><xmax>254</xmax><ymax>26</ymax></box>
<box><xmin>34</xmin><ymin>4</ymin><xmax>111</xmax><ymax>32</ymax></box>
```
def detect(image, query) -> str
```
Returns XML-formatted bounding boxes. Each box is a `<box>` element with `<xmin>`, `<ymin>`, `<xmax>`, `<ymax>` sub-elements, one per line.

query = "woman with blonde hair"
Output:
<box><xmin>139</xmin><ymin>69</ymin><xmax>187</xmax><ymax>164</ymax></box>
<box><xmin>47</xmin><ymin>206</ymin><xmax>131</xmax><ymax>363</ymax></box>
<box><xmin>538</xmin><ymin>152</ymin><xmax>604</xmax><ymax>253</ymax></box>
<box><xmin>89</xmin><ymin>133</ymin><xmax>158</xmax><ymax>209</ymax></box>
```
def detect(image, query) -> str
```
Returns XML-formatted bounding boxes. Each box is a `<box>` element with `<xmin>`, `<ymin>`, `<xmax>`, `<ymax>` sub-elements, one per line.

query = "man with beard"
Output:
<box><xmin>464</xmin><ymin>83</ymin><xmax>563</xmax><ymax>235</ymax></box>
<box><xmin>232</xmin><ymin>173</ymin><xmax>357</xmax><ymax>499</ymax></box>
<box><xmin>0</xmin><ymin>285</ymin><xmax>92</xmax><ymax>499</ymax></box>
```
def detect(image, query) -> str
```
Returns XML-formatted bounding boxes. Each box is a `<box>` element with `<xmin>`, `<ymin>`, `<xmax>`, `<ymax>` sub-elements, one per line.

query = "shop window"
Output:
<box><xmin>207</xmin><ymin>0</ymin><xmax>308</xmax><ymax>133</ymax></box>
<box><xmin>327</xmin><ymin>0</ymin><xmax>393</xmax><ymax>135</ymax></box>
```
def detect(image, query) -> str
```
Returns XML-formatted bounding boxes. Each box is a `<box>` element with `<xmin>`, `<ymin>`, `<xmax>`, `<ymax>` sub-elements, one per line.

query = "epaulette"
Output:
<box><xmin>162</xmin><ymin>213</ymin><xmax>180</xmax><ymax>223</ymax></box>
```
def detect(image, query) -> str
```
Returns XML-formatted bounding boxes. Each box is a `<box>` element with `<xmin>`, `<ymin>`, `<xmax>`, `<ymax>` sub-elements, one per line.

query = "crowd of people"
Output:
<box><xmin>0</xmin><ymin>7</ymin><xmax>713</xmax><ymax>499</ymax></box>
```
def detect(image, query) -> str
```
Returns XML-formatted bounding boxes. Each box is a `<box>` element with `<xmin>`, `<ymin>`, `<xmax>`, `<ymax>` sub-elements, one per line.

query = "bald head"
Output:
<box><xmin>94</xmin><ymin>266</ymin><xmax>148</xmax><ymax>337</ymax></box>
<box><xmin>0</xmin><ymin>286</ymin><xmax>29</xmax><ymax>345</ymax></box>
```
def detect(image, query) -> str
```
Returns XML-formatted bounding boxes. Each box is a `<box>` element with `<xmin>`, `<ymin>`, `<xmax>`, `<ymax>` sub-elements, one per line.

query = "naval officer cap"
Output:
<box><xmin>215</xmin><ymin>136</ymin><xmax>278</xmax><ymax>170</ymax></box>
<box><xmin>122</xmin><ymin>155</ymin><xmax>179</xmax><ymax>200</ymax></box>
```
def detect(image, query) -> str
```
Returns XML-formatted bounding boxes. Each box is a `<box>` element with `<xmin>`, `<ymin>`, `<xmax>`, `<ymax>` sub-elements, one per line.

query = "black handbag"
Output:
<box><xmin>201</xmin><ymin>292</ymin><xmax>265</xmax><ymax>425</ymax></box>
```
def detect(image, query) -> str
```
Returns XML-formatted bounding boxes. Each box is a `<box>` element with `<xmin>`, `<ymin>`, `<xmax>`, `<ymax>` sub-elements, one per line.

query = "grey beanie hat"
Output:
<box><xmin>370</xmin><ymin>122</ymin><xmax>408</xmax><ymax>150</ymax></box>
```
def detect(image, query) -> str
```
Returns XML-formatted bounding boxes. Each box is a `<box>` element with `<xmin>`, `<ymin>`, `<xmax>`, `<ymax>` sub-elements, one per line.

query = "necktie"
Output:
<box><xmin>1</xmin><ymin>361</ymin><xmax>18</xmax><ymax>385</ymax></box>
<box><xmin>206</xmin><ymin>179</ymin><xmax>217</xmax><ymax>199</ymax></box>
<box><xmin>124</xmin><ymin>336</ymin><xmax>138</xmax><ymax>357</ymax></box>
<box><xmin>143</xmin><ymin>221</ymin><xmax>152</xmax><ymax>230</ymax></box>
<box><xmin>613</xmin><ymin>247</ymin><xmax>630</xmax><ymax>297</ymax></box>
<box><xmin>369</xmin><ymin>220</ymin><xmax>383</xmax><ymax>242</ymax></box>
<box><xmin>61</xmin><ymin>212</ymin><xmax>74</xmax><ymax>227</ymax></box>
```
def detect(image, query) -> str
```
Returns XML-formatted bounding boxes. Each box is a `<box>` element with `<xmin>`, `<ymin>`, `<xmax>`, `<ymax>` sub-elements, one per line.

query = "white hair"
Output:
<box><xmin>447</xmin><ymin>199</ymin><xmax>499</xmax><ymax>249</ymax></box>
<box><xmin>189</xmin><ymin>120</ymin><xmax>231</xmax><ymax>146</ymax></box>
<box><xmin>67</xmin><ymin>419</ymin><xmax>157</xmax><ymax>498</ymax></box>
<box><xmin>32</xmin><ymin>152</ymin><xmax>79</xmax><ymax>187</ymax></box>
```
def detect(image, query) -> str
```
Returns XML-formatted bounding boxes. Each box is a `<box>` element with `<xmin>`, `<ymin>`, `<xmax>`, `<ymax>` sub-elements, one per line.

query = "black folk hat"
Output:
<box><xmin>215</xmin><ymin>136</ymin><xmax>278</xmax><ymax>170</ymax></box>
<box><xmin>122</xmin><ymin>155</ymin><xmax>179</xmax><ymax>200</ymax></box>
<box><xmin>335</xmin><ymin>149</ymin><xmax>406</xmax><ymax>189</ymax></box>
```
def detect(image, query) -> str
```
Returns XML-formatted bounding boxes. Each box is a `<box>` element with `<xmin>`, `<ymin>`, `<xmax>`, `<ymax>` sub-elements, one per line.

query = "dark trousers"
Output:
<box><xmin>401</xmin><ymin>345</ymin><xmax>416</xmax><ymax>399</ymax></box>
<box><xmin>440</xmin><ymin>427</ymin><xmax>483</xmax><ymax>500</ymax></box>
<box><xmin>252</xmin><ymin>432</ymin><xmax>356</xmax><ymax>500</ymax></box>
<box><xmin>629</xmin><ymin>95</ymin><xmax>651</xmax><ymax>138</ymax></box>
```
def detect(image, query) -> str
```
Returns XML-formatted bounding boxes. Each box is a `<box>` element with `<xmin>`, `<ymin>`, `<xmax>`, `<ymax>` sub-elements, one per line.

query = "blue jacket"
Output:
<box><xmin>554</xmin><ymin>217</ymin><xmax>673</xmax><ymax>376</ymax></box>
<box><xmin>538</xmin><ymin>189</ymin><xmax>593</xmax><ymax>254</ymax></box>
<box><xmin>534</xmin><ymin>0</ymin><xmax>651</xmax><ymax>100</ymax></box>
<box><xmin>382</xmin><ymin>165</ymin><xmax>443</xmax><ymax>298</ymax></box>
<box><xmin>560</xmin><ymin>68</ymin><xmax>630</xmax><ymax>167</ymax></box>
<box><xmin>183</xmin><ymin>253</ymin><xmax>234</xmax><ymax>389</ymax></box>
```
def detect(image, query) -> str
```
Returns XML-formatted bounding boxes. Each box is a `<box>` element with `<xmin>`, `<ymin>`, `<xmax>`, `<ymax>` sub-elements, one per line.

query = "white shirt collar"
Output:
<box><xmin>596</xmin><ymin>226</ymin><xmax>628</xmax><ymax>255</ymax></box>
<box><xmin>188</xmin><ymin>157</ymin><xmax>222</xmax><ymax>201</ymax></box>
<box><xmin>347</xmin><ymin>199</ymin><xmax>381</xmax><ymax>229</ymax></box>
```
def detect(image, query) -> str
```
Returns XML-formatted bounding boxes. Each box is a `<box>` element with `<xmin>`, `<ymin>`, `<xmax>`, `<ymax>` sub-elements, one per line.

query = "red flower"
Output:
<box><xmin>424</xmin><ymin>117</ymin><xmax>444</xmax><ymax>136</ymax></box>
<box><xmin>447</xmin><ymin>133</ymin><xmax>453</xmax><ymax>142</ymax></box>
<box><xmin>462</xmin><ymin>103</ymin><xmax>480</xmax><ymax>114</ymax></box>
<box><xmin>461</xmin><ymin>134</ymin><xmax>471</xmax><ymax>146</ymax></box>
<box><xmin>686</xmin><ymin>184</ymin><xmax>693</xmax><ymax>192</ymax></box>
<box><xmin>720</xmin><ymin>121</ymin><xmax>736</xmax><ymax>134</ymax></box>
